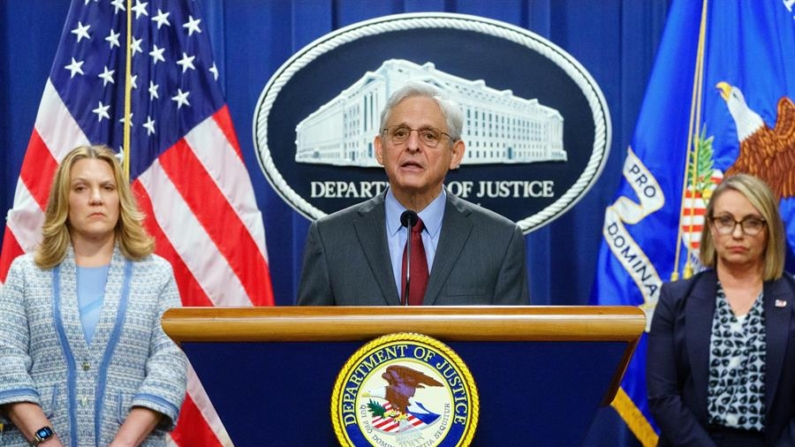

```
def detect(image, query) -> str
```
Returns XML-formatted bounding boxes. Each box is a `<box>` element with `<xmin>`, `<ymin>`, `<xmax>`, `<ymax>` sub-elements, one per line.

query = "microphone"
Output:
<box><xmin>400</xmin><ymin>210</ymin><xmax>419</xmax><ymax>306</ymax></box>
<box><xmin>400</xmin><ymin>210</ymin><xmax>418</xmax><ymax>228</ymax></box>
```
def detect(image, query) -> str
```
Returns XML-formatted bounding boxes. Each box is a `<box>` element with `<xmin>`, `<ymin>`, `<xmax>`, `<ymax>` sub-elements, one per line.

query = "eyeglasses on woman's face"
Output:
<box><xmin>710</xmin><ymin>214</ymin><xmax>766</xmax><ymax>236</ymax></box>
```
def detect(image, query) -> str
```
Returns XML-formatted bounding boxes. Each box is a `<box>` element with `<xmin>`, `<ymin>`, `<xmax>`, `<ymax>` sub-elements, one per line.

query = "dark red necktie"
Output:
<box><xmin>401</xmin><ymin>217</ymin><xmax>428</xmax><ymax>306</ymax></box>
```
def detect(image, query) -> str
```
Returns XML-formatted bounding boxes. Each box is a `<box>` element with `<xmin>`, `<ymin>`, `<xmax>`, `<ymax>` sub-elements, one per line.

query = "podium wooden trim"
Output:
<box><xmin>163</xmin><ymin>306</ymin><xmax>645</xmax><ymax>406</ymax></box>
<box><xmin>163</xmin><ymin>305</ymin><xmax>644</xmax><ymax>342</ymax></box>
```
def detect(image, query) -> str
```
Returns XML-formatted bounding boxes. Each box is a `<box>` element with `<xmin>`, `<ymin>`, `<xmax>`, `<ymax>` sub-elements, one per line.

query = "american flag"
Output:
<box><xmin>371</xmin><ymin>402</ymin><xmax>427</xmax><ymax>432</ymax></box>
<box><xmin>0</xmin><ymin>0</ymin><xmax>275</xmax><ymax>445</ymax></box>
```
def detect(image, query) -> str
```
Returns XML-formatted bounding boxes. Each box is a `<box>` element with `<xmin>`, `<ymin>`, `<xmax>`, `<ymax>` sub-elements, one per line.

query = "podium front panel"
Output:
<box><xmin>164</xmin><ymin>306</ymin><xmax>645</xmax><ymax>446</ymax></box>
<box><xmin>182</xmin><ymin>339</ymin><xmax>628</xmax><ymax>446</ymax></box>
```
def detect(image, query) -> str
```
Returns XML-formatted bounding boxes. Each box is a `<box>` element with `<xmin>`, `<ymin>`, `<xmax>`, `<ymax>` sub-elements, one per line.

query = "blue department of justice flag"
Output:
<box><xmin>591</xmin><ymin>0</ymin><xmax>795</xmax><ymax>445</ymax></box>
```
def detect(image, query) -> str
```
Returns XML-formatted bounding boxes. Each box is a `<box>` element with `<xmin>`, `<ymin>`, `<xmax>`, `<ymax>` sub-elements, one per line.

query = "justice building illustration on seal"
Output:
<box><xmin>331</xmin><ymin>333</ymin><xmax>479</xmax><ymax>447</ymax></box>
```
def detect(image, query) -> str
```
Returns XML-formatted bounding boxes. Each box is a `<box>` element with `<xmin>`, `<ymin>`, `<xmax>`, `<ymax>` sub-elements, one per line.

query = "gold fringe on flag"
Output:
<box><xmin>611</xmin><ymin>387</ymin><xmax>659</xmax><ymax>447</ymax></box>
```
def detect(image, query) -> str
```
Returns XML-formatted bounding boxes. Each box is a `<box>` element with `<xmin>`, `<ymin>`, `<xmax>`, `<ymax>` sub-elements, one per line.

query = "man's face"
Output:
<box><xmin>374</xmin><ymin>96</ymin><xmax>464</xmax><ymax>206</ymax></box>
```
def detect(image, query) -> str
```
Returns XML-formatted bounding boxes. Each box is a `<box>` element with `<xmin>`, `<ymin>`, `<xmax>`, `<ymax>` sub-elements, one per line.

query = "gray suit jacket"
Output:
<box><xmin>297</xmin><ymin>192</ymin><xmax>529</xmax><ymax>305</ymax></box>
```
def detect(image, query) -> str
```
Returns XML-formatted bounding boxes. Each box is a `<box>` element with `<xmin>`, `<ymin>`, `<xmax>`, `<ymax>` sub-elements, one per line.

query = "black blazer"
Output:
<box><xmin>296</xmin><ymin>192</ymin><xmax>529</xmax><ymax>306</ymax></box>
<box><xmin>647</xmin><ymin>270</ymin><xmax>795</xmax><ymax>446</ymax></box>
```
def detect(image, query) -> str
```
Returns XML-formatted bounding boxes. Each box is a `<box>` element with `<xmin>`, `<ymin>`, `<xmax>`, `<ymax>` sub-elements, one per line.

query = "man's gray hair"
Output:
<box><xmin>379</xmin><ymin>81</ymin><xmax>464</xmax><ymax>142</ymax></box>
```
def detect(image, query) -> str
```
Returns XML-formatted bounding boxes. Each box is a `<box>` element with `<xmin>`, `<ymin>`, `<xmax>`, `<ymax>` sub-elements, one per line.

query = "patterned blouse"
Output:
<box><xmin>707</xmin><ymin>282</ymin><xmax>766</xmax><ymax>431</ymax></box>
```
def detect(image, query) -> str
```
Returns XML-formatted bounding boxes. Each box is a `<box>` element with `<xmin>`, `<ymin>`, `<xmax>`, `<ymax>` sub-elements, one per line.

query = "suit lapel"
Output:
<box><xmin>424</xmin><ymin>195</ymin><xmax>473</xmax><ymax>305</ymax></box>
<box><xmin>353</xmin><ymin>195</ymin><xmax>402</xmax><ymax>305</ymax></box>
<box><xmin>685</xmin><ymin>271</ymin><xmax>717</xmax><ymax>418</ymax></box>
<box><xmin>764</xmin><ymin>276</ymin><xmax>793</xmax><ymax>413</ymax></box>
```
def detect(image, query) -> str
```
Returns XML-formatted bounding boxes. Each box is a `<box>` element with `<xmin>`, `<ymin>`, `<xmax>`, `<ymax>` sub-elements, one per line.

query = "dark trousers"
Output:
<box><xmin>708</xmin><ymin>425</ymin><xmax>765</xmax><ymax>447</ymax></box>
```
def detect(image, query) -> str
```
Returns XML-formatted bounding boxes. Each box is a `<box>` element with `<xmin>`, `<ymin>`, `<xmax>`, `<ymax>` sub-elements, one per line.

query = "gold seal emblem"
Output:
<box><xmin>331</xmin><ymin>333</ymin><xmax>478</xmax><ymax>447</ymax></box>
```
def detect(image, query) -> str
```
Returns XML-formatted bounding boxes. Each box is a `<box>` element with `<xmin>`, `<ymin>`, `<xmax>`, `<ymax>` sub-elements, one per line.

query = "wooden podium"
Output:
<box><xmin>162</xmin><ymin>306</ymin><xmax>645</xmax><ymax>446</ymax></box>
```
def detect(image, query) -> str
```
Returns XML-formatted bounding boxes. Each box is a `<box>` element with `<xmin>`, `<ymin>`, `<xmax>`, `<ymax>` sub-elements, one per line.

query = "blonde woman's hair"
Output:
<box><xmin>34</xmin><ymin>145</ymin><xmax>154</xmax><ymax>268</ymax></box>
<box><xmin>699</xmin><ymin>174</ymin><xmax>785</xmax><ymax>280</ymax></box>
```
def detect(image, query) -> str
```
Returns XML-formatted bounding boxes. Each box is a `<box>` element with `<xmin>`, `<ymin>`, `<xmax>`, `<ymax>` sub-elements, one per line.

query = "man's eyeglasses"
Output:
<box><xmin>382</xmin><ymin>125</ymin><xmax>453</xmax><ymax>148</ymax></box>
<box><xmin>710</xmin><ymin>215</ymin><xmax>766</xmax><ymax>236</ymax></box>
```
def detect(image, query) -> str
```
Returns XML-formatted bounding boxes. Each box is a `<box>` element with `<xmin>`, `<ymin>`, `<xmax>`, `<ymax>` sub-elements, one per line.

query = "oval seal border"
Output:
<box><xmin>330</xmin><ymin>332</ymin><xmax>479</xmax><ymax>447</ymax></box>
<box><xmin>253</xmin><ymin>12</ymin><xmax>611</xmax><ymax>233</ymax></box>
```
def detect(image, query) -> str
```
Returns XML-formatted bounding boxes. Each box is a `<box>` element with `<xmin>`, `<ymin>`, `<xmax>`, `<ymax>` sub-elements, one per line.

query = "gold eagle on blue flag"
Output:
<box><xmin>719</xmin><ymin>81</ymin><xmax>795</xmax><ymax>198</ymax></box>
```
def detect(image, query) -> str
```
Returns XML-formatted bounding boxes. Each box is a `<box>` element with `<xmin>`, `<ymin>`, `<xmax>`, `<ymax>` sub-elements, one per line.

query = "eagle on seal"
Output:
<box><xmin>379</xmin><ymin>365</ymin><xmax>443</xmax><ymax>415</ymax></box>
<box><xmin>718</xmin><ymin>82</ymin><xmax>795</xmax><ymax>198</ymax></box>
<box><xmin>364</xmin><ymin>364</ymin><xmax>443</xmax><ymax>427</ymax></box>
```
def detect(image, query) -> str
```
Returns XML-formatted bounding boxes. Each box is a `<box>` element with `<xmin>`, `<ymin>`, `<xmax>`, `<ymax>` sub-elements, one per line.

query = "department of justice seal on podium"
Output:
<box><xmin>331</xmin><ymin>333</ymin><xmax>479</xmax><ymax>447</ymax></box>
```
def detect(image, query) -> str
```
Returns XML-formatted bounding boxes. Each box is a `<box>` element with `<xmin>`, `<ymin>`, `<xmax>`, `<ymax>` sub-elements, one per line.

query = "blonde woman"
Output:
<box><xmin>0</xmin><ymin>145</ymin><xmax>186</xmax><ymax>446</ymax></box>
<box><xmin>648</xmin><ymin>174</ymin><xmax>795</xmax><ymax>446</ymax></box>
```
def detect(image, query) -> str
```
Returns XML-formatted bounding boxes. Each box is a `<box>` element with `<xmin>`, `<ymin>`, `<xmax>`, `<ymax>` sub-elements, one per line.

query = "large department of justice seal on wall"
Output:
<box><xmin>331</xmin><ymin>333</ymin><xmax>478</xmax><ymax>447</ymax></box>
<box><xmin>254</xmin><ymin>13</ymin><xmax>611</xmax><ymax>233</ymax></box>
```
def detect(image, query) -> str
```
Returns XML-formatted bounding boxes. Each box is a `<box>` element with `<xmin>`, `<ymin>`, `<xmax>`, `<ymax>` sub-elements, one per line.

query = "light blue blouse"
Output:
<box><xmin>76</xmin><ymin>265</ymin><xmax>109</xmax><ymax>344</ymax></box>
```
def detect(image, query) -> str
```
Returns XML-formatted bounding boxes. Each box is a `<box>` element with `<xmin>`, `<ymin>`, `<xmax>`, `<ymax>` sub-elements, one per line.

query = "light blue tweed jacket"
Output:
<box><xmin>0</xmin><ymin>247</ymin><xmax>187</xmax><ymax>446</ymax></box>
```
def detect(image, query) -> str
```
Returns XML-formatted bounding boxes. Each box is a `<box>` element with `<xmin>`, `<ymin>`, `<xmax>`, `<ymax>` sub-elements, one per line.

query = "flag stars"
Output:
<box><xmin>130</xmin><ymin>74</ymin><xmax>138</xmax><ymax>89</ymax></box>
<box><xmin>111</xmin><ymin>0</ymin><xmax>125</xmax><ymax>13</ymax></box>
<box><xmin>183</xmin><ymin>15</ymin><xmax>202</xmax><ymax>36</ymax></box>
<box><xmin>106</xmin><ymin>29</ymin><xmax>120</xmax><ymax>49</ymax></box>
<box><xmin>132</xmin><ymin>0</ymin><xmax>148</xmax><ymax>19</ymax></box>
<box><xmin>92</xmin><ymin>101</ymin><xmax>110</xmax><ymax>122</ymax></box>
<box><xmin>92</xmin><ymin>101</ymin><xmax>110</xmax><ymax>123</ymax></box>
<box><xmin>119</xmin><ymin>113</ymin><xmax>134</xmax><ymax>126</ymax></box>
<box><xmin>172</xmin><ymin>89</ymin><xmax>191</xmax><ymax>109</ymax></box>
<box><xmin>176</xmin><ymin>52</ymin><xmax>196</xmax><ymax>73</ymax></box>
<box><xmin>65</xmin><ymin>58</ymin><xmax>85</xmax><ymax>78</ymax></box>
<box><xmin>150</xmin><ymin>45</ymin><xmax>166</xmax><ymax>64</ymax></box>
<box><xmin>143</xmin><ymin>116</ymin><xmax>156</xmax><ymax>135</ymax></box>
<box><xmin>115</xmin><ymin>147</ymin><xmax>125</xmax><ymax>166</ymax></box>
<box><xmin>131</xmin><ymin>37</ymin><xmax>143</xmax><ymax>56</ymax></box>
<box><xmin>152</xmin><ymin>9</ymin><xmax>171</xmax><ymax>29</ymax></box>
<box><xmin>71</xmin><ymin>21</ymin><xmax>91</xmax><ymax>42</ymax></box>
<box><xmin>98</xmin><ymin>66</ymin><xmax>115</xmax><ymax>86</ymax></box>
<box><xmin>209</xmin><ymin>62</ymin><xmax>219</xmax><ymax>81</ymax></box>
<box><xmin>148</xmin><ymin>81</ymin><xmax>159</xmax><ymax>100</ymax></box>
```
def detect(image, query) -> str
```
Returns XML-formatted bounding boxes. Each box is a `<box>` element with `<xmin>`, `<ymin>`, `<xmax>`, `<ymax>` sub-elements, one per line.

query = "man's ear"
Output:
<box><xmin>449</xmin><ymin>139</ymin><xmax>466</xmax><ymax>170</ymax></box>
<box><xmin>374</xmin><ymin>135</ymin><xmax>385</xmax><ymax>166</ymax></box>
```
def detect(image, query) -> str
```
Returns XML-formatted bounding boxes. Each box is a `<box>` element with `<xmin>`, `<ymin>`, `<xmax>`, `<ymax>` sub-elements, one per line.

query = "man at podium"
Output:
<box><xmin>297</xmin><ymin>81</ymin><xmax>529</xmax><ymax>306</ymax></box>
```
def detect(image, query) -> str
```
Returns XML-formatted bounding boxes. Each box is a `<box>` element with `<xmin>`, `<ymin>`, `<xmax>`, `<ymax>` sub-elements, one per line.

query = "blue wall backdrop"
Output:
<box><xmin>0</xmin><ymin>1</ymin><xmax>672</xmax><ymax>445</ymax></box>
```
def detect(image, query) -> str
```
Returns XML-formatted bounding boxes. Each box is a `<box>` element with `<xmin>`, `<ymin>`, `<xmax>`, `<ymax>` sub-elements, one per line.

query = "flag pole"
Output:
<box><xmin>122</xmin><ymin>0</ymin><xmax>133</xmax><ymax>179</ymax></box>
<box><xmin>672</xmin><ymin>0</ymin><xmax>709</xmax><ymax>282</ymax></box>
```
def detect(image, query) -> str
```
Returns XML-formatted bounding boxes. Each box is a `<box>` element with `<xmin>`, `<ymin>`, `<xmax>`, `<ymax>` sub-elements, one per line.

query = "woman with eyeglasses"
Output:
<box><xmin>647</xmin><ymin>174</ymin><xmax>795</xmax><ymax>446</ymax></box>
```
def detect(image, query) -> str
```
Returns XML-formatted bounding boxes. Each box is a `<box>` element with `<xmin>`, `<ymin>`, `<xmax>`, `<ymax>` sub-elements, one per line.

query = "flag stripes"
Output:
<box><xmin>132</xmin><ymin>181</ymin><xmax>216</xmax><ymax>308</ymax></box>
<box><xmin>136</xmin><ymin>160</ymin><xmax>255</xmax><ymax>308</ymax></box>
<box><xmin>19</xmin><ymin>132</ymin><xmax>58</xmax><ymax>211</ymax></box>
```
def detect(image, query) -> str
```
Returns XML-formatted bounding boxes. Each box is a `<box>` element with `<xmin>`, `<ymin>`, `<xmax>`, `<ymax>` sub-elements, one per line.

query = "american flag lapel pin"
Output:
<box><xmin>775</xmin><ymin>299</ymin><xmax>788</xmax><ymax>308</ymax></box>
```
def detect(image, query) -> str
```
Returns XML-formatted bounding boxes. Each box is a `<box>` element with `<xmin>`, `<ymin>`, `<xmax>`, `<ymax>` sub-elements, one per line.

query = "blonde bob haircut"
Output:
<box><xmin>34</xmin><ymin>145</ymin><xmax>154</xmax><ymax>268</ymax></box>
<box><xmin>699</xmin><ymin>173</ymin><xmax>785</xmax><ymax>281</ymax></box>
